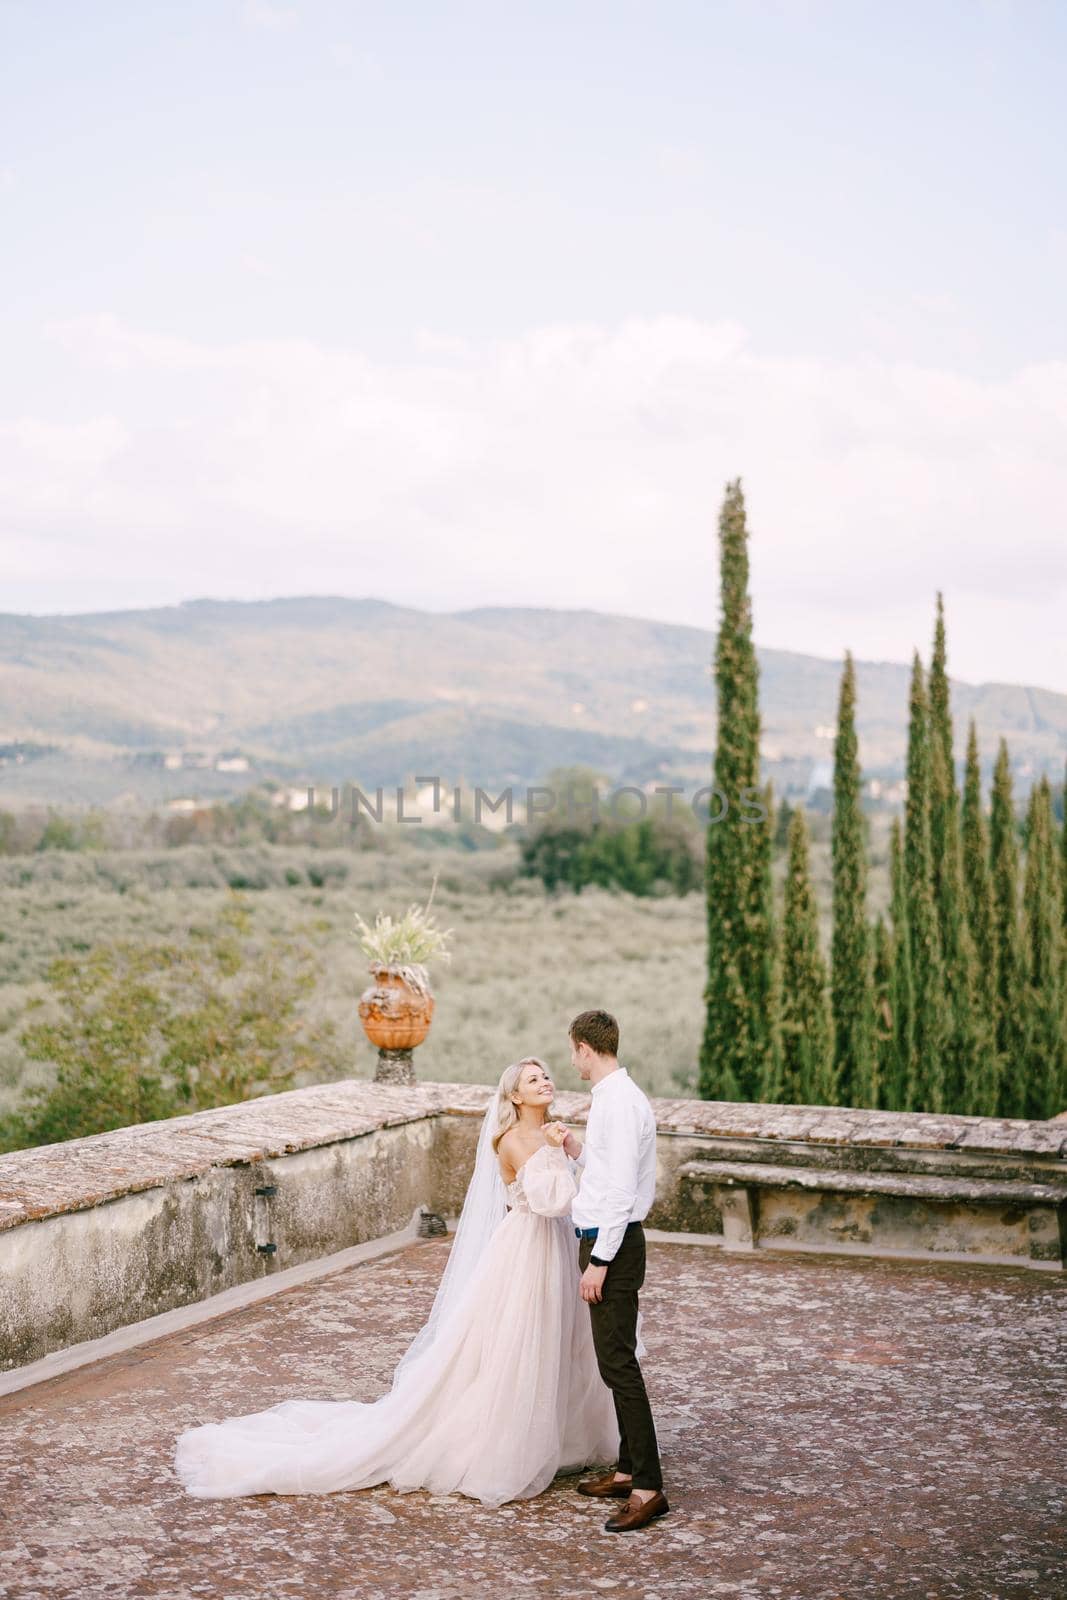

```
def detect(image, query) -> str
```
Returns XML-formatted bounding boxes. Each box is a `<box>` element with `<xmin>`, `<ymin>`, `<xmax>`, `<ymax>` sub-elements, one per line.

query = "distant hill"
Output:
<box><xmin>0</xmin><ymin>596</ymin><xmax>1064</xmax><ymax>808</ymax></box>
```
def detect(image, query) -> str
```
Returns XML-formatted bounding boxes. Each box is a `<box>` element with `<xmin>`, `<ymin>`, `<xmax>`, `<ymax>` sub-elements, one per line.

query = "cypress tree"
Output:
<box><xmin>699</xmin><ymin>480</ymin><xmax>778</xmax><ymax>1102</ymax></box>
<box><xmin>871</xmin><ymin>913</ymin><xmax>894</xmax><ymax>1108</ymax></box>
<box><xmin>1061</xmin><ymin>758</ymin><xmax>1067</xmax><ymax>937</ymax></box>
<box><xmin>886</xmin><ymin>817</ymin><xmax>914</xmax><ymax>1111</ymax></box>
<box><xmin>1021</xmin><ymin>779</ymin><xmax>1067</xmax><ymax>1120</ymax></box>
<box><xmin>927</xmin><ymin>598</ymin><xmax>987</xmax><ymax>1112</ymax></box>
<box><xmin>928</xmin><ymin>594</ymin><xmax>955</xmax><ymax>801</ymax></box>
<box><xmin>831</xmin><ymin>652</ymin><xmax>875</xmax><ymax>1107</ymax></box>
<box><xmin>774</xmin><ymin>796</ymin><xmax>794</xmax><ymax>853</ymax></box>
<box><xmin>755</xmin><ymin>777</ymin><xmax>783</xmax><ymax>1102</ymax></box>
<box><xmin>904</xmin><ymin>653</ymin><xmax>948</xmax><ymax>1111</ymax></box>
<box><xmin>962</xmin><ymin>722</ymin><xmax>996</xmax><ymax>987</ymax></box>
<box><xmin>960</xmin><ymin>720</ymin><xmax>1000</xmax><ymax>1116</ymax></box>
<box><xmin>989</xmin><ymin>742</ymin><xmax>1026</xmax><ymax>1117</ymax></box>
<box><xmin>779</xmin><ymin>806</ymin><xmax>835</xmax><ymax>1107</ymax></box>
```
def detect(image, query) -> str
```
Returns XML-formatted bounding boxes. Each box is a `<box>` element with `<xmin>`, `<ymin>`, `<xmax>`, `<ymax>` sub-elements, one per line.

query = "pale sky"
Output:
<box><xmin>2</xmin><ymin>0</ymin><xmax>1065</xmax><ymax>691</ymax></box>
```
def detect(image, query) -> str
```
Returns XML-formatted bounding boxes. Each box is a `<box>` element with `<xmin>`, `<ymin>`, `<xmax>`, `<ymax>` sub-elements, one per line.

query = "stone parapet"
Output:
<box><xmin>1</xmin><ymin>1080</ymin><xmax>1063</xmax><ymax>1370</ymax></box>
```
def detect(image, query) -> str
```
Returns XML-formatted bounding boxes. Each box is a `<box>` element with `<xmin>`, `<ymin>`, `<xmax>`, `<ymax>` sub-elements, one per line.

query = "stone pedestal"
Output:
<box><xmin>374</xmin><ymin>1047</ymin><xmax>416</xmax><ymax>1085</ymax></box>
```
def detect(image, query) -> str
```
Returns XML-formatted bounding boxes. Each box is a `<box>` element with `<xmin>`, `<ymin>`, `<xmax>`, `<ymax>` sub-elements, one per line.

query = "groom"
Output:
<box><xmin>560</xmin><ymin>1009</ymin><xmax>668</xmax><ymax>1532</ymax></box>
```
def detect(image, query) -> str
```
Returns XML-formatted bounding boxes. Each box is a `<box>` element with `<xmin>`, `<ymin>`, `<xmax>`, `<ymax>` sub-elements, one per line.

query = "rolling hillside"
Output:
<box><xmin>1</xmin><ymin>596</ymin><xmax>1064</xmax><ymax>807</ymax></box>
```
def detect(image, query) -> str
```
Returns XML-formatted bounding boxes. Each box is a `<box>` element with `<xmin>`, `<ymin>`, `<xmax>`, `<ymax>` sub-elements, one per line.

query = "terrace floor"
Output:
<box><xmin>1</xmin><ymin>1237</ymin><xmax>1064</xmax><ymax>1600</ymax></box>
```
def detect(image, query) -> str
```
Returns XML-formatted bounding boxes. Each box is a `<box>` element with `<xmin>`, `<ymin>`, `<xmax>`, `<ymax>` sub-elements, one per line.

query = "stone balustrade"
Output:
<box><xmin>1</xmin><ymin>1079</ymin><xmax>1064</xmax><ymax>1371</ymax></box>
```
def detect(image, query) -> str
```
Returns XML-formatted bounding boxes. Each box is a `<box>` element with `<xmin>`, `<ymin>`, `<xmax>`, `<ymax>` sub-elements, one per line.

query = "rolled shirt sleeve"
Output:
<box><xmin>589</xmin><ymin>1094</ymin><xmax>642</xmax><ymax>1264</ymax></box>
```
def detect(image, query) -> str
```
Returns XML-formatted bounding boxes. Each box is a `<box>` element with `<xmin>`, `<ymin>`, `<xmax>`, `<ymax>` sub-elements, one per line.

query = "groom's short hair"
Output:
<box><xmin>569</xmin><ymin>1009</ymin><xmax>619</xmax><ymax>1058</ymax></box>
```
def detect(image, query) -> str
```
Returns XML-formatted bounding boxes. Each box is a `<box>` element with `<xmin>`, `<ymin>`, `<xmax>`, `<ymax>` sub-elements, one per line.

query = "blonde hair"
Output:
<box><xmin>491</xmin><ymin>1056</ymin><xmax>556</xmax><ymax>1154</ymax></box>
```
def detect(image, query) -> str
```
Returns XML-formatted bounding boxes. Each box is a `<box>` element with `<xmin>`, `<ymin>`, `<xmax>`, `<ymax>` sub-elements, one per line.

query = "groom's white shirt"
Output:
<box><xmin>570</xmin><ymin>1065</ymin><xmax>657</xmax><ymax>1263</ymax></box>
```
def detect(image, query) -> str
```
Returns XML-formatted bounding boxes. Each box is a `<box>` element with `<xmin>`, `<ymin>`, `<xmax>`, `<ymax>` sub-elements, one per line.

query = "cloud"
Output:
<box><xmin>327</xmin><ymin>42</ymin><xmax>383</xmax><ymax>76</ymax></box>
<box><xmin>3</xmin><ymin>313</ymin><xmax>1066</xmax><ymax>691</ymax></box>
<box><xmin>240</xmin><ymin>253</ymin><xmax>280</xmax><ymax>280</ymax></box>
<box><xmin>0</xmin><ymin>415</ymin><xmax>130</xmax><ymax>520</ymax></box>
<box><xmin>240</xmin><ymin>1</ymin><xmax>297</xmax><ymax>30</ymax></box>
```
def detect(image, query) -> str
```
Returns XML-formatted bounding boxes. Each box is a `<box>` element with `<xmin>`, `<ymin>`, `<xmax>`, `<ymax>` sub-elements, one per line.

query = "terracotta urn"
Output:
<box><xmin>358</xmin><ymin>966</ymin><xmax>435</xmax><ymax>1051</ymax></box>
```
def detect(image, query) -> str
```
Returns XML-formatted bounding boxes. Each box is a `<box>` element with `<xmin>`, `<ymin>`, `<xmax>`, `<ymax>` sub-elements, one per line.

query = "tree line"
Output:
<box><xmin>699</xmin><ymin>479</ymin><xmax>1066</xmax><ymax>1119</ymax></box>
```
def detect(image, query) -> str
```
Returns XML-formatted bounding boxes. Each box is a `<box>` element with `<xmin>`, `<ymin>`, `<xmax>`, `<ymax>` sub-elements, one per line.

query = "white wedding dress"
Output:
<box><xmin>173</xmin><ymin>1142</ymin><xmax>633</xmax><ymax>1506</ymax></box>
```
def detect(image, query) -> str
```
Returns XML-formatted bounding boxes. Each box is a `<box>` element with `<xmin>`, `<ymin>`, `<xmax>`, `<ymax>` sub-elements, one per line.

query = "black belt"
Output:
<box><xmin>574</xmin><ymin>1220</ymin><xmax>643</xmax><ymax>1239</ymax></box>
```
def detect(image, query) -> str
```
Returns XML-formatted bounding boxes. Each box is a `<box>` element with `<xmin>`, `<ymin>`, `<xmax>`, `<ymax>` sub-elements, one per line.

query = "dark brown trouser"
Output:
<box><xmin>579</xmin><ymin>1221</ymin><xmax>663</xmax><ymax>1492</ymax></box>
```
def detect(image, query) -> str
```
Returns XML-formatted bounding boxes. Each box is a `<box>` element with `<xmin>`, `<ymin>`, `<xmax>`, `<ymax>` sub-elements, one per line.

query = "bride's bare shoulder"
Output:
<box><xmin>496</xmin><ymin>1127</ymin><xmax>523</xmax><ymax>1184</ymax></box>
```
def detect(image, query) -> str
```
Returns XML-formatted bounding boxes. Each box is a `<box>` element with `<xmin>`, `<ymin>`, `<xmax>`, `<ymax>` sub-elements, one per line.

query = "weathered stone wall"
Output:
<box><xmin>1</xmin><ymin>1079</ymin><xmax>1064</xmax><ymax>1370</ymax></box>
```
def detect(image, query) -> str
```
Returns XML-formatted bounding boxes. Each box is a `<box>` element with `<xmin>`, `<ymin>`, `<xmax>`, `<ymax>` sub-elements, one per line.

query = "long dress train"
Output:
<box><xmin>173</xmin><ymin>1142</ymin><xmax>627</xmax><ymax>1506</ymax></box>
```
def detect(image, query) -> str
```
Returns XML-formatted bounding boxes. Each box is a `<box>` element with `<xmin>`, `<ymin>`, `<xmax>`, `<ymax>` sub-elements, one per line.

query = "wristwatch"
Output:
<box><xmin>590</xmin><ymin>1254</ymin><xmax>610</xmax><ymax>1267</ymax></box>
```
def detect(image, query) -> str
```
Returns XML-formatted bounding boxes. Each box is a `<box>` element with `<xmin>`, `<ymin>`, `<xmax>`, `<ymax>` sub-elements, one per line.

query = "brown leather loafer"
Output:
<box><xmin>578</xmin><ymin>1469</ymin><xmax>633</xmax><ymax>1498</ymax></box>
<box><xmin>604</xmin><ymin>1489</ymin><xmax>670</xmax><ymax>1532</ymax></box>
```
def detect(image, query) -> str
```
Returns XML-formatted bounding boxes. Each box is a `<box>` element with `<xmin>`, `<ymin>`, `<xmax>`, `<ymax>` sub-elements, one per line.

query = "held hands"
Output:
<box><xmin>543</xmin><ymin>1121</ymin><xmax>583</xmax><ymax>1159</ymax></box>
<box><xmin>580</xmin><ymin>1263</ymin><xmax>608</xmax><ymax>1303</ymax></box>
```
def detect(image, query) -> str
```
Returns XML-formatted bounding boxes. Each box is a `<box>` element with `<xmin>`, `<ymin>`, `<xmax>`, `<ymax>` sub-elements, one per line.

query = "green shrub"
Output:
<box><xmin>519</xmin><ymin>814</ymin><xmax>701</xmax><ymax>897</ymax></box>
<box><xmin>0</xmin><ymin>898</ymin><xmax>334</xmax><ymax>1150</ymax></box>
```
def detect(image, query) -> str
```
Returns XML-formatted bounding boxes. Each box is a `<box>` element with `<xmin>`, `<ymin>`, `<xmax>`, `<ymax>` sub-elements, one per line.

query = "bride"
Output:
<box><xmin>173</xmin><ymin>1055</ymin><xmax>637</xmax><ymax>1506</ymax></box>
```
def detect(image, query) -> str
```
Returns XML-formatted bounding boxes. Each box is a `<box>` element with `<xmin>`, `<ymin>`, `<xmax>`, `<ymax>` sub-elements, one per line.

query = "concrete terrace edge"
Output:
<box><xmin>0</xmin><ymin>1207</ymin><xmax>428</xmax><ymax>1399</ymax></box>
<box><xmin>2</xmin><ymin>1080</ymin><xmax>1065</xmax><ymax>1232</ymax></box>
<box><xmin>1</xmin><ymin>1079</ymin><xmax>1065</xmax><ymax>1371</ymax></box>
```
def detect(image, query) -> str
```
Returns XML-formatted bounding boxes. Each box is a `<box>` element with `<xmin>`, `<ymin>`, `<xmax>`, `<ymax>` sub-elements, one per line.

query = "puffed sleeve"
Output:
<box><xmin>522</xmin><ymin>1143</ymin><xmax>579</xmax><ymax>1217</ymax></box>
